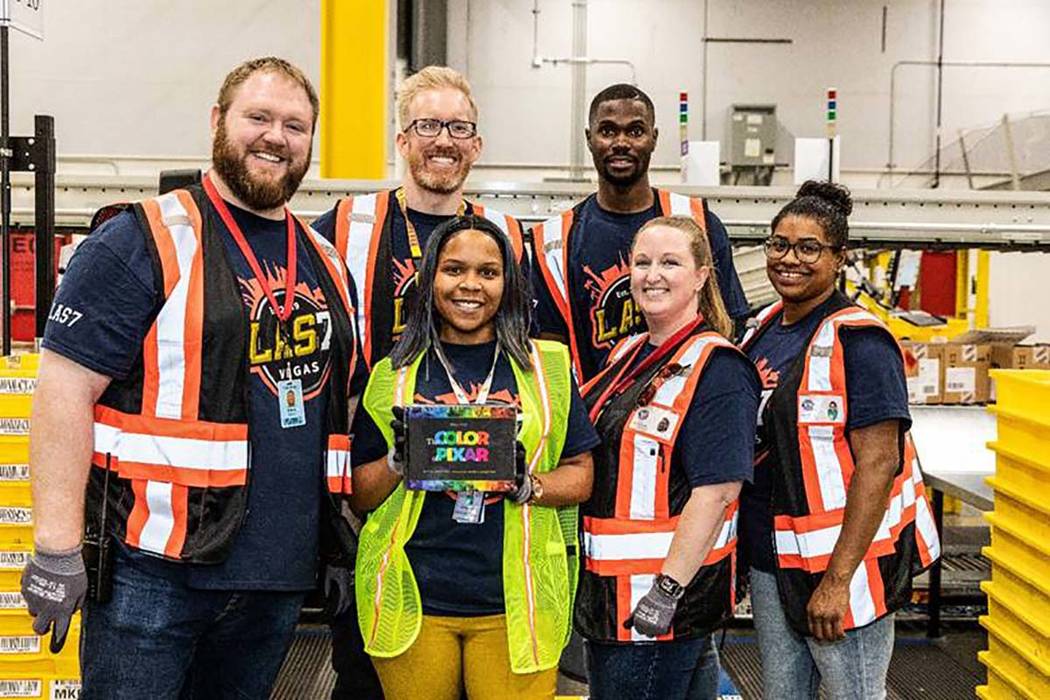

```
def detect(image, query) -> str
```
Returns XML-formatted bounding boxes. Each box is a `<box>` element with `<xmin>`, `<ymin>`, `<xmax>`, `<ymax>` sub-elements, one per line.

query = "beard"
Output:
<box><xmin>406</xmin><ymin>146</ymin><xmax>471</xmax><ymax>195</ymax></box>
<box><xmin>211</xmin><ymin>119</ymin><xmax>311</xmax><ymax>211</ymax></box>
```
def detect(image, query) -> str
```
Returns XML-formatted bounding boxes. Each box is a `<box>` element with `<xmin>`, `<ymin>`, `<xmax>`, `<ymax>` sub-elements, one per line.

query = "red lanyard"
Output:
<box><xmin>587</xmin><ymin>314</ymin><xmax>705</xmax><ymax>423</ymax></box>
<box><xmin>203</xmin><ymin>174</ymin><xmax>298</xmax><ymax>323</ymax></box>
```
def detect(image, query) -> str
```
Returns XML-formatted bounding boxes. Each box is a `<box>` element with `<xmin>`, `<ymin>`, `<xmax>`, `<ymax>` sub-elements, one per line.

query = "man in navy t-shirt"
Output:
<box><xmin>531</xmin><ymin>84</ymin><xmax>750</xmax><ymax>382</ymax></box>
<box><xmin>22</xmin><ymin>58</ymin><xmax>363</xmax><ymax>697</ymax></box>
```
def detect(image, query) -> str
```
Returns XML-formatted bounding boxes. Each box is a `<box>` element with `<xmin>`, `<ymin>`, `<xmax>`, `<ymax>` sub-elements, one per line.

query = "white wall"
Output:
<box><xmin>9</xmin><ymin>0</ymin><xmax>1050</xmax><ymax>182</ymax></box>
<box><xmin>451</xmin><ymin>0</ymin><xmax>1050</xmax><ymax>179</ymax></box>
<box><xmin>7</xmin><ymin>1</ymin><xmax>320</xmax><ymax>159</ymax></box>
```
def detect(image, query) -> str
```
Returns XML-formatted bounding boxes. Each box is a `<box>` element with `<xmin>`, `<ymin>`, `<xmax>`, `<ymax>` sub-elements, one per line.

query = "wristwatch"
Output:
<box><xmin>527</xmin><ymin>474</ymin><xmax>544</xmax><ymax>504</ymax></box>
<box><xmin>655</xmin><ymin>573</ymin><xmax>685</xmax><ymax>600</ymax></box>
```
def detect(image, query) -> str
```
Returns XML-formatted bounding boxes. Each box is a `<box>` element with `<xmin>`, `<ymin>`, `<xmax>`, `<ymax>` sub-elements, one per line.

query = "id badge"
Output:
<box><xmin>452</xmin><ymin>490</ymin><xmax>485</xmax><ymax>524</ymax></box>
<box><xmin>278</xmin><ymin>379</ymin><xmax>306</xmax><ymax>429</ymax></box>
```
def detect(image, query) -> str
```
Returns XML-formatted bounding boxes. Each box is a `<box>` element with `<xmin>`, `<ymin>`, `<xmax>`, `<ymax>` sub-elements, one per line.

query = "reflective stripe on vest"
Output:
<box><xmin>582</xmin><ymin>332</ymin><xmax>738</xmax><ymax>641</ymax></box>
<box><xmin>140</xmin><ymin>190</ymin><xmax>205</xmax><ymax>421</ymax></box>
<box><xmin>335</xmin><ymin>192</ymin><xmax>388</xmax><ymax>366</ymax></box>
<box><xmin>771</xmin><ymin>308</ymin><xmax>941</xmax><ymax>627</ymax></box>
<box><xmin>326</xmin><ymin>434</ymin><xmax>352</xmax><ymax>495</ymax></box>
<box><xmin>739</xmin><ymin>300</ymin><xmax>783</xmax><ymax>347</ymax></box>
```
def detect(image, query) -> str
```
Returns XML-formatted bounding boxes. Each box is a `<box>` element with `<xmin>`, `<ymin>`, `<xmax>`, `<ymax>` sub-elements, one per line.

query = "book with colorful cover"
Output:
<box><xmin>405</xmin><ymin>404</ymin><xmax>518</xmax><ymax>492</ymax></box>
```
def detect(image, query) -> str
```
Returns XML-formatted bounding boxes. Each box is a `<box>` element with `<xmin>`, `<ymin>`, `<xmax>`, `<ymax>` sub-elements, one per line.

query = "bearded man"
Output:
<box><xmin>22</xmin><ymin>57</ymin><xmax>363</xmax><ymax>697</ymax></box>
<box><xmin>314</xmin><ymin>65</ymin><xmax>526</xmax><ymax>370</ymax></box>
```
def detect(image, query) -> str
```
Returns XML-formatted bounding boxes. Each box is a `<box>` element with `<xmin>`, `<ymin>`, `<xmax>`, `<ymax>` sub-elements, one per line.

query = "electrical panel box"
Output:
<box><xmin>728</xmin><ymin>104</ymin><xmax>777</xmax><ymax>167</ymax></box>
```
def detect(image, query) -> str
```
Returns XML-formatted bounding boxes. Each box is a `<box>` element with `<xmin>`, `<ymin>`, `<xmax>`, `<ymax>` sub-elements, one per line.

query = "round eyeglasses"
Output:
<box><xmin>404</xmin><ymin>119</ymin><xmax>478</xmax><ymax>140</ymax></box>
<box><xmin>763</xmin><ymin>236</ymin><xmax>842</xmax><ymax>264</ymax></box>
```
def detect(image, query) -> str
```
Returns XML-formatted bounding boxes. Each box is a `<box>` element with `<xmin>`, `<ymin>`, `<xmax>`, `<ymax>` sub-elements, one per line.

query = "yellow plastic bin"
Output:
<box><xmin>979</xmin><ymin>370</ymin><xmax>1050</xmax><ymax>699</ymax></box>
<box><xmin>0</xmin><ymin>491</ymin><xmax>32</xmax><ymax>547</ymax></box>
<box><xmin>0</xmin><ymin>543</ymin><xmax>31</xmax><ymax>595</ymax></box>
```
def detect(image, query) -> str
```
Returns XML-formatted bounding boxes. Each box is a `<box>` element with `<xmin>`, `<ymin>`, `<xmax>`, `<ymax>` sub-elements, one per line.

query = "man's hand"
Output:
<box><xmin>807</xmin><ymin>572</ymin><xmax>851</xmax><ymax>641</ymax></box>
<box><xmin>387</xmin><ymin>406</ymin><xmax>407</xmax><ymax>476</ymax></box>
<box><xmin>21</xmin><ymin>545</ymin><xmax>88</xmax><ymax>653</ymax></box>
<box><xmin>624</xmin><ymin>577</ymin><xmax>680</xmax><ymax>637</ymax></box>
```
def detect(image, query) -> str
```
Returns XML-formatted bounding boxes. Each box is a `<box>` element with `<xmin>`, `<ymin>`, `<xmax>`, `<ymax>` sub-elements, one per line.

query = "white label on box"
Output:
<box><xmin>0</xmin><ymin>551</ymin><xmax>29</xmax><ymax>569</ymax></box>
<box><xmin>50</xmin><ymin>681</ymin><xmax>81</xmax><ymax>700</ymax></box>
<box><xmin>0</xmin><ymin>507</ymin><xmax>31</xmax><ymax>525</ymax></box>
<box><xmin>0</xmin><ymin>680</ymin><xmax>41</xmax><ymax>698</ymax></box>
<box><xmin>0</xmin><ymin>464</ymin><xmax>29</xmax><ymax>481</ymax></box>
<box><xmin>744</xmin><ymin>138</ymin><xmax>761</xmax><ymax>157</ymax></box>
<box><xmin>0</xmin><ymin>635</ymin><xmax>40</xmax><ymax>654</ymax></box>
<box><xmin>0</xmin><ymin>419</ymin><xmax>29</xmax><ymax>436</ymax></box>
<box><xmin>907</xmin><ymin>359</ymin><xmax>940</xmax><ymax>403</ymax></box>
<box><xmin>0</xmin><ymin>378</ymin><xmax>35</xmax><ymax>395</ymax></box>
<box><xmin>945</xmin><ymin>367</ymin><xmax>976</xmax><ymax>393</ymax></box>
<box><xmin>0</xmin><ymin>592</ymin><xmax>27</xmax><ymax>609</ymax></box>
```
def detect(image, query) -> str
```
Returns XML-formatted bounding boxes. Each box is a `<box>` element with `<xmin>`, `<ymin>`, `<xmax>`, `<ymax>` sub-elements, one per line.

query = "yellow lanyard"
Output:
<box><xmin>394</xmin><ymin>187</ymin><xmax>467</xmax><ymax>263</ymax></box>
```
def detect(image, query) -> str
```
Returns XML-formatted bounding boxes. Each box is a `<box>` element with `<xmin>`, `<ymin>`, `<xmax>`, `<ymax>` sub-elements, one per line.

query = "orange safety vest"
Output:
<box><xmin>88</xmin><ymin>186</ymin><xmax>357</xmax><ymax>562</ymax></box>
<box><xmin>741</xmin><ymin>294</ymin><xmax>941</xmax><ymax>632</ymax></box>
<box><xmin>577</xmin><ymin>328</ymin><xmax>741</xmax><ymax>642</ymax></box>
<box><xmin>531</xmin><ymin>189</ymin><xmax>708</xmax><ymax>381</ymax></box>
<box><xmin>329</xmin><ymin>190</ymin><xmax>525</xmax><ymax>368</ymax></box>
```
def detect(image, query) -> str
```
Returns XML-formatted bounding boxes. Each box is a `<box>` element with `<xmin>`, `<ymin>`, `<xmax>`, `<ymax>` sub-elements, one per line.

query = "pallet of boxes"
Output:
<box><xmin>903</xmin><ymin>327</ymin><xmax>1043</xmax><ymax>406</ymax></box>
<box><xmin>0</xmin><ymin>355</ymin><xmax>81</xmax><ymax>700</ymax></box>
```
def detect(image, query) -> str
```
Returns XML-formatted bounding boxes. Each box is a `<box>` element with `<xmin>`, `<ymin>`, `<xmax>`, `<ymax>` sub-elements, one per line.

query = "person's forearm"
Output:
<box><xmin>30</xmin><ymin>351</ymin><xmax>110</xmax><ymax>551</ymax></box>
<box><xmin>349</xmin><ymin>458</ymin><xmax>401</xmax><ymax>515</ymax></box>
<box><xmin>530</xmin><ymin>451</ymin><xmax>593</xmax><ymax>507</ymax></box>
<box><xmin>661</xmin><ymin>482</ymin><xmax>741</xmax><ymax>585</ymax></box>
<box><xmin>823</xmin><ymin>422</ymin><xmax>901</xmax><ymax>585</ymax></box>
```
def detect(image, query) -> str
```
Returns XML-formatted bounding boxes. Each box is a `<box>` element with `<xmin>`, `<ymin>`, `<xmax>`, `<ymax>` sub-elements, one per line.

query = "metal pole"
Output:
<box><xmin>701</xmin><ymin>0</ymin><xmax>709</xmax><ymax>141</ymax></box>
<box><xmin>1</xmin><ymin>25</ymin><xmax>10</xmax><ymax>355</ymax></box>
<box><xmin>34</xmin><ymin>115</ymin><xmax>55</xmax><ymax>342</ymax></box>
<box><xmin>568</xmin><ymin>0</ymin><xmax>587</xmax><ymax>181</ymax></box>
<box><xmin>932</xmin><ymin>0</ymin><xmax>946</xmax><ymax>189</ymax></box>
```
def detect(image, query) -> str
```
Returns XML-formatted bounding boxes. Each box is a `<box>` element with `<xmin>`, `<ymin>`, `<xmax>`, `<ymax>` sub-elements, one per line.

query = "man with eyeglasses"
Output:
<box><xmin>312</xmin><ymin>65</ymin><xmax>525</xmax><ymax>700</ymax></box>
<box><xmin>530</xmin><ymin>83</ymin><xmax>750</xmax><ymax>382</ymax></box>
<box><xmin>315</xmin><ymin>65</ymin><xmax>526</xmax><ymax>371</ymax></box>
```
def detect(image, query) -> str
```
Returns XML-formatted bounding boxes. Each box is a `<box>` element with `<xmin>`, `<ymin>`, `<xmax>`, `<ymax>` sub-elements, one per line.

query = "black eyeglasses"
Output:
<box><xmin>763</xmin><ymin>236</ymin><xmax>842</xmax><ymax>264</ymax></box>
<box><xmin>403</xmin><ymin>119</ymin><xmax>478</xmax><ymax>139</ymax></box>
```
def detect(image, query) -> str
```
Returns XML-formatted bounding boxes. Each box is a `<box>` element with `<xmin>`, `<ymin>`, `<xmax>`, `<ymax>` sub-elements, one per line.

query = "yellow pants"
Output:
<box><xmin>371</xmin><ymin>614</ymin><xmax>558</xmax><ymax>700</ymax></box>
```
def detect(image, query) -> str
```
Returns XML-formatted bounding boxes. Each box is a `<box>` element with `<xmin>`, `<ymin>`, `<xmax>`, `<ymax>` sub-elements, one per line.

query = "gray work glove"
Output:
<box><xmin>625</xmin><ymin>576</ymin><xmax>681</xmax><ymax>638</ymax></box>
<box><xmin>21</xmin><ymin>545</ymin><xmax>88</xmax><ymax>653</ymax></box>
<box><xmin>506</xmin><ymin>441</ymin><xmax>532</xmax><ymax>504</ymax></box>
<box><xmin>322</xmin><ymin>563</ymin><xmax>355</xmax><ymax>618</ymax></box>
<box><xmin>387</xmin><ymin>406</ymin><xmax>407</xmax><ymax>476</ymax></box>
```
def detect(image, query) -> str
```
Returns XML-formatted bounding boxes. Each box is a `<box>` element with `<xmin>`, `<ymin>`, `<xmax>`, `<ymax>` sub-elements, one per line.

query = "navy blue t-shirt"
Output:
<box><xmin>351</xmin><ymin>339</ymin><xmax>599</xmax><ymax>616</ymax></box>
<box><xmin>740</xmin><ymin>296</ymin><xmax>912</xmax><ymax>572</ymax></box>
<box><xmin>629</xmin><ymin>343</ymin><xmax>759</xmax><ymax>488</ymax></box>
<box><xmin>45</xmin><ymin>202</ymin><xmax>363</xmax><ymax>591</ymax></box>
<box><xmin>531</xmin><ymin>193</ymin><xmax>749</xmax><ymax>381</ymax></box>
<box><xmin>314</xmin><ymin>198</ymin><xmax>530</xmax><ymax>356</ymax></box>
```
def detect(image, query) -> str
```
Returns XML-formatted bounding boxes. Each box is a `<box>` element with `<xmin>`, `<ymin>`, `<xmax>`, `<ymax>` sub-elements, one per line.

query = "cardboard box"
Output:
<box><xmin>942</xmin><ymin>343</ymin><xmax>992</xmax><ymax>404</ymax></box>
<box><xmin>990</xmin><ymin>343</ymin><xmax>1050</xmax><ymax>370</ymax></box>
<box><xmin>903</xmin><ymin>342</ymin><xmax>944</xmax><ymax>405</ymax></box>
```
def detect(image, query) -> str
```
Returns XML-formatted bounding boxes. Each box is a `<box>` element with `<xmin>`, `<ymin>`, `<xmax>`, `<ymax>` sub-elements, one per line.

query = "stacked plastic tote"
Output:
<box><xmin>979</xmin><ymin>369</ymin><xmax>1050</xmax><ymax>699</ymax></box>
<box><xmin>0</xmin><ymin>354</ymin><xmax>81</xmax><ymax>699</ymax></box>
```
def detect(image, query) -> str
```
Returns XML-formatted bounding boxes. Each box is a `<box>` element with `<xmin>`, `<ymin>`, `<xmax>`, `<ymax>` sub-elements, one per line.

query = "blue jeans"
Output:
<box><xmin>585</xmin><ymin>634</ymin><xmax>720</xmax><ymax>700</ymax></box>
<box><xmin>750</xmin><ymin>567</ymin><xmax>894</xmax><ymax>700</ymax></box>
<box><xmin>80</xmin><ymin>548</ymin><xmax>306</xmax><ymax>699</ymax></box>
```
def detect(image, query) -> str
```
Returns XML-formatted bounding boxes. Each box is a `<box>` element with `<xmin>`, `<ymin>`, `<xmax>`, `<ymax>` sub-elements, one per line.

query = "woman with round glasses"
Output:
<box><xmin>577</xmin><ymin>216</ymin><xmax>759</xmax><ymax>700</ymax></box>
<box><xmin>739</xmin><ymin>181</ymin><xmax>939</xmax><ymax>698</ymax></box>
<box><xmin>349</xmin><ymin>215</ymin><xmax>598</xmax><ymax>700</ymax></box>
